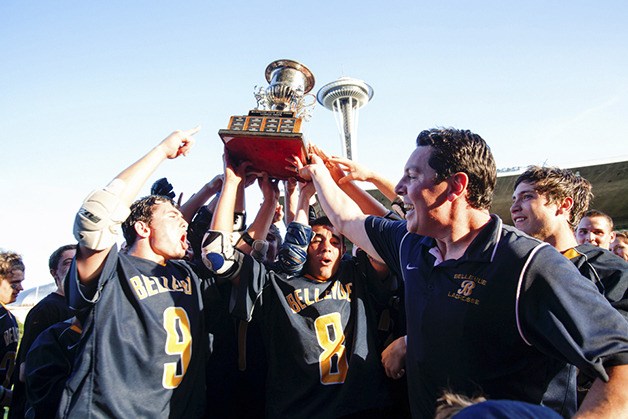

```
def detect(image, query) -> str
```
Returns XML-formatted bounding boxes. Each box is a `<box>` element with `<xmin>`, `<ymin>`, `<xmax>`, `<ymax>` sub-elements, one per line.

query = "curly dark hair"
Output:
<box><xmin>515</xmin><ymin>166</ymin><xmax>593</xmax><ymax>228</ymax></box>
<box><xmin>416</xmin><ymin>128</ymin><xmax>496</xmax><ymax>210</ymax></box>
<box><xmin>121</xmin><ymin>195</ymin><xmax>177</xmax><ymax>247</ymax></box>
<box><xmin>0</xmin><ymin>251</ymin><xmax>25</xmax><ymax>279</ymax></box>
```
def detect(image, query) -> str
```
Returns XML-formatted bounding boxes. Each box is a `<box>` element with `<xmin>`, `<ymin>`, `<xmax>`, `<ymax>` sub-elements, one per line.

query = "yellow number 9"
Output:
<box><xmin>162</xmin><ymin>307</ymin><xmax>192</xmax><ymax>389</ymax></box>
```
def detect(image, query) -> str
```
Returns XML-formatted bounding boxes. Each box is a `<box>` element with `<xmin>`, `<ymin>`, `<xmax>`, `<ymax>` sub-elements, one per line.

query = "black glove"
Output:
<box><xmin>151</xmin><ymin>177</ymin><xmax>176</xmax><ymax>199</ymax></box>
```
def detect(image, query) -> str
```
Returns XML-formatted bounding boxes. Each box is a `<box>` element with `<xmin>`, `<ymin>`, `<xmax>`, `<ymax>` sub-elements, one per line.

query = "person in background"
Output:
<box><xmin>10</xmin><ymin>244</ymin><xmax>77</xmax><ymax>418</ymax></box>
<box><xmin>0</xmin><ymin>251</ymin><xmax>25</xmax><ymax>411</ymax></box>
<box><xmin>576</xmin><ymin>209</ymin><xmax>616</xmax><ymax>250</ymax></box>
<box><xmin>511</xmin><ymin>166</ymin><xmax>628</xmax><ymax>320</ymax></box>
<box><xmin>24</xmin><ymin>317</ymin><xmax>82</xmax><ymax>418</ymax></box>
<box><xmin>611</xmin><ymin>231</ymin><xmax>628</xmax><ymax>261</ymax></box>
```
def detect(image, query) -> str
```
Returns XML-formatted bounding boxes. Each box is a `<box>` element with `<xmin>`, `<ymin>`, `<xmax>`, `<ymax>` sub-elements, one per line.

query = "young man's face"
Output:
<box><xmin>305</xmin><ymin>225</ymin><xmax>344</xmax><ymax>281</ymax></box>
<box><xmin>510</xmin><ymin>182</ymin><xmax>562</xmax><ymax>241</ymax></box>
<box><xmin>52</xmin><ymin>249</ymin><xmax>76</xmax><ymax>287</ymax></box>
<box><xmin>395</xmin><ymin>146</ymin><xmax>450</xmax><ymax>236</ymax></box>
<box><xmin>0</xmin><ymin>269</ymin><xmax>24</xmax><ymax>305</ymax></box>
<box><xmin>611</xmin><ymin>237</ymin><xmax>628</xmax><ymax>261</ymax></box>
<box><xmin>146</xmin><ymin>202</ymin><xmax>190</xmax><ymax>261</ymax></box>
<box><xmin>575</xmin><ymin>216</ymin><xmax>615</xmax><ymax>249</ymax></box>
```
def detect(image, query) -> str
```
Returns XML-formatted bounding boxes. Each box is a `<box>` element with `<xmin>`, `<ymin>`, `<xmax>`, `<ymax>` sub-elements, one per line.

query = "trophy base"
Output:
<box><xmin>219</xmin><ymin>129</ymin><xmax>308</xmax><ymax>180</ymax></box>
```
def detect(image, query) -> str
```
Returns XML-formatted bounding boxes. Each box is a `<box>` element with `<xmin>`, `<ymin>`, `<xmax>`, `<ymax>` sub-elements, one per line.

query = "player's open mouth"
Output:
<box><xmin>404</xmin><ymin>203</ymin><xmax>414</xmax><ymax>213</ymax></box>
<box><xmin>513</xmin><ymin>217</ymin><xmax>525</xmax><ymax>224</ymax></box>
<box><xmin>320</xmin><ymin>257</ymin><xmax>332</xmax><ymax>265</ymax></box>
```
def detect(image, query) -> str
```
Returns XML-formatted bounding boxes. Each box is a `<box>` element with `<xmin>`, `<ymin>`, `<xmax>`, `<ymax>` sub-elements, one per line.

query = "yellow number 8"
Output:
<box><xmin>162</xmin><ymin>307</ymin><xmax>192</xmax><ymax>389</ymax></box>
<box><xmin>314</xmin><ymin>312</ymin><xmax>348</xmax><ymax>384</ymax></box>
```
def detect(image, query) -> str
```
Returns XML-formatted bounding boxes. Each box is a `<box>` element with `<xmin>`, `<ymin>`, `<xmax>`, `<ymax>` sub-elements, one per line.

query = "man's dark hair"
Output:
<box><xmin>310</xmin><ymin>216</ymin><xmax>334</xmax><ymax>229</ymax></box>
<box><xmin>48</xmin><ymin>244</ymin><xmax>77</xmax><ymax>271</ymax></box>
<box><xmin>122</xmin><ymin>195</ymin><xmax>177</xmax><ymax>247</ymax></box>
<box><xmin>581</xmin><ymin>209</ymin><xmax>614</xmax><ymax>231</ymax></box>
<box><xmin>416</xmin><ymin>128</ymin><xmax>496</xmax><ymax>210</ymax></box>
<box><xmin>514</xmin><ymin>166</ymin><xmax>593</xmax><ymax>228</ymax></box>
<box><xmin>310</xmin><ymin>216</ymin><xmax>346</xmax><ymax>249</ymax></box>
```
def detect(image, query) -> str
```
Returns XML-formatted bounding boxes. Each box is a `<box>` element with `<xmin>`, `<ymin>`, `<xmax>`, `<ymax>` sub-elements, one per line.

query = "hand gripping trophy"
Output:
<box><xmin>219</xmin><ymin>59</ymin><xmax>315</xmax><ymax>179</ymax></box>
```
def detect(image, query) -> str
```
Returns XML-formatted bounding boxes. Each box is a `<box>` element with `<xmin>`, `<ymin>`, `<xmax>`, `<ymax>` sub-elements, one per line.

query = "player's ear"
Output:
<box><xmin>134</xmin><ymin>221</ymin><xmax>151</xmax><ymax>239</ymax></box>
<box><xmin>557</xmin><ymin>197</ymin><xmax>574</xmax><ymax>217</ymax></box>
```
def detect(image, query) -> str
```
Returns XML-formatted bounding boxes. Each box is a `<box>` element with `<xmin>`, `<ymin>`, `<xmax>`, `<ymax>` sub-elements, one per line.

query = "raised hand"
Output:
<box><xmin>327</xmin><ymin>156</ymin><xmax>374</xmax><ymax>185</ymax></box>
<box><xmin>158</xmin><ymin>126</ymin><xmax>200</xmax><ymax>159</ymax></box>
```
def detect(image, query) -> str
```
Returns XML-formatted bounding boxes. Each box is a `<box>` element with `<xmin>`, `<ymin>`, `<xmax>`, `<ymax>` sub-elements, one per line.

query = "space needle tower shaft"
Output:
<box><xmin>317</xmin><ymin>77</ymin><xmax>373</xmax><ymax>161</ymax></box>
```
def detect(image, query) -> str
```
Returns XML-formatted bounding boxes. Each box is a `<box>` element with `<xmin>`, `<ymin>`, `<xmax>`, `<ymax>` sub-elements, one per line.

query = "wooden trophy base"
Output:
<box><xmin>218</xmin><ymin>110</ymin><xmax>309</xmax><ymax>180</ymax></box>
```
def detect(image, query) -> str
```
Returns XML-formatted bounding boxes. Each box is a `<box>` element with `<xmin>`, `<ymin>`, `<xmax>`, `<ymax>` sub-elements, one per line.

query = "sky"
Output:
<box><xmin>2</xmin><ymin>1</ymin><xmax>628</xmax><ymax>289</ymax></box>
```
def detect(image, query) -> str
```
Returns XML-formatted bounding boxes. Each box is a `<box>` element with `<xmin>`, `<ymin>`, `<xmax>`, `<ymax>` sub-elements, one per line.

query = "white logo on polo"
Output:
<box><xmin>406</xmin><ymin>263</ymin><xmax>419</xmax><ymax>270</ymax></box>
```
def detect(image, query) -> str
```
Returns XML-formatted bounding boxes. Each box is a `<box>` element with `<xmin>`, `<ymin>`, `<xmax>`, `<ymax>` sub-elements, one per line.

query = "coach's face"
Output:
<box><xmin>305</xmin><ymin>225</ymin><xmax>344</xmax><ymax>281</ymax></box>
<box><xmin>395</xmin><ymin>146</ymin><xmax>449</xmax><ymax>236</ymax></box>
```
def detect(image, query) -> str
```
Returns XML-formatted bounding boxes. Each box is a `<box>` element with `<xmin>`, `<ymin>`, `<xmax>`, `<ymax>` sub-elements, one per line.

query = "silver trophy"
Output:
<box><xmin>254</xmin><ymin>59</ymin><xmax>316</xmax><ymax>119</ymax></box>
<box><xmin>219</xmin><ymin>59</ymin><xmax>316</xmax><ymax>180</ymax></box>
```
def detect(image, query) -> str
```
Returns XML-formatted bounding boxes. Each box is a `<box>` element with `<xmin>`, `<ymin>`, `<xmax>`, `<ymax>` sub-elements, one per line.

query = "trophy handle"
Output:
<box><xmin>296</xmin><ymin>93</ymin><xmax>317</xmax><ymax>120</ymax></box>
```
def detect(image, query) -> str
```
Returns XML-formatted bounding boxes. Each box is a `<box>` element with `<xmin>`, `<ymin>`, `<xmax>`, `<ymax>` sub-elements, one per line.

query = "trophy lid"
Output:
<box><xmin>265</xmin><ymin>59</ymin><xmax>315</xmax><ymax>94</ymax></box>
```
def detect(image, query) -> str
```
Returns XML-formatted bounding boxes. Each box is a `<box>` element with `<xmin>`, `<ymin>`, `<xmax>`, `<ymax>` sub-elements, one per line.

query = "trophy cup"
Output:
<box><xmin>219</xmin><ymin>59</ymin><xmax>315</xmax><ymax>179</ymax></box>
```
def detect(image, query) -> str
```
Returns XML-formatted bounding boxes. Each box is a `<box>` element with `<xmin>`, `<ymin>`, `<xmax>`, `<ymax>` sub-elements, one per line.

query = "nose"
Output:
<box><xmin>394</xmin><ymin>179</ymin><xmax>406</xmax><ymax>196</ymax></box>
<box><xmin>587</xmin><ymin>232</ymin><xmax>596</xmax><ymax>243</ymax></box>
<box><xmin>510</xmin><ymin>200</ymin><xmax>520</xmax><ymax>214</ymax></box>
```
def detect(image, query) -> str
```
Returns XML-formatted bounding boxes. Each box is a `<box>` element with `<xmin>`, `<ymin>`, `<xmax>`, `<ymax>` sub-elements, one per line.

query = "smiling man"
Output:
<box><xmin>511</xmin><ymin>166</ymin><xmax>628</xmax><ymax>320</ymax></box>
<box><xmin>57</xmin><ymin>128</ymin><xmax>208</xmax><ymax>418</ymax></box>
<box><xmin>304</xmin><ymin>128</ymin><xmax>628</xmax><ymax>418</ymax></box>
<box><xmin>576</xmin><ymin>209</ymin><xmax>617</xmax><ymax>250</ymax></box>
<box><xmin>0</xmin><ymin>251</ymin><xmax>24</xmax><ymax>410</ymax></box>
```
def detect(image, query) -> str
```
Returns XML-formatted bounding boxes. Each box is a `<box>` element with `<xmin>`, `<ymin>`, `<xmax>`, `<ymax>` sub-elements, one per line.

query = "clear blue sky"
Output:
<box><xmin>2</xmin><ymin>1</ymin><xmax>627</xmax><ymax>288</ymax></box>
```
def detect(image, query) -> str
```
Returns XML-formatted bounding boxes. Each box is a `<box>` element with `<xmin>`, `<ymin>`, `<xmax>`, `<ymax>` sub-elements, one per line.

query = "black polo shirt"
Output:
<box><xmin>366</xmin><ymin>215</ymin><xmax>628</xmax><ymax>418</ymax></box>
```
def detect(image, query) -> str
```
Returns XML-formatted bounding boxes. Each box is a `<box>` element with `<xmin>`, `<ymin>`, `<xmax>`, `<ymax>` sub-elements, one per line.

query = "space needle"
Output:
<box><xmin>317</xmin><ymin>77</ymin><xmax>373</xmax><ymax>161</ymax></box>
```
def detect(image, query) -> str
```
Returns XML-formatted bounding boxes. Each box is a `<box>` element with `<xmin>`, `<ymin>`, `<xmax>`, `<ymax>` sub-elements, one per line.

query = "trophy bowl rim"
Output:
<box><xmin>265</xmin><ymin>59</ymin><xmax>315</xmax><ymax>94</ymax></box>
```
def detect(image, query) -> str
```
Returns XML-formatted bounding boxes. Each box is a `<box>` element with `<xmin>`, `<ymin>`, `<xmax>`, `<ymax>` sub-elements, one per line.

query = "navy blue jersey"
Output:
<box><xmin>0</xmin><ymin>305</ymin><xmax>18</xmax><ymax>391</ymax></box>
<box><xmin>365</xmin><ymin>215</ymin><xmax>628</xmax><ymax>418</ymax></box>
<box><xmin>231</xmin><ymin>251</ymin><xmax>396</xmax><ymax>419</ymax></box>
<box><xmin>25</xmin><ymin>319</ymin><xmax>81</xmax><ymax>418</ymax></box>
<box><xmin>11</xmin><ymin>292</ymin><xmax>71</xmax><ymax>419</ymax></box>
<box><xmin>59</xmin><ymin>246</ymin><xmax>207</xmax><ymax>418</ymax></box>
<box><xmin>565</xmin><ymin>244</ymin><xmax>628</xmax><ymax>321</ymax></box>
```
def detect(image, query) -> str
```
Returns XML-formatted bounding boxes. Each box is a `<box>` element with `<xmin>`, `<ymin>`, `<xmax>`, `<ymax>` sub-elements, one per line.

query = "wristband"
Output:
<box><xmin>240</xmin><ymin>231</ymin><xmax>254</xmax><ymax>246</ymax></box>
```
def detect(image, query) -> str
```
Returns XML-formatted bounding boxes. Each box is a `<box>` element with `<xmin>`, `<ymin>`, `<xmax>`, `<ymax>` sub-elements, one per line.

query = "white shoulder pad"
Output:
<box><xmin>73</xmin><ymin>188</ymin><xmax>131</xmax><ymax>250</ymax></box>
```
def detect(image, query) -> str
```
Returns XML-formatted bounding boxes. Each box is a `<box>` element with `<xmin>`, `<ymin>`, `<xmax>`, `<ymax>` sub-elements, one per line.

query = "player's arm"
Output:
<box><xmin>576</xmin><ymin>364</ymin><xmax>628</xmax><ymax>418</ymax></box>
<box><xmin>179</xmin><ymin>174</ymin><xmax>223</xmax><ymax>223</ymax></box>
<box><xmin>311</xmin><ymin>145</ymin><xmax>390</xmax><ymax>217</ymax></box>
<box><xmin>381</xmin><ymin>335</ymin><xmax>407</xmax><ymax>379</ymax></box>
<box><xmin>277</xmin><ymin>182</ymin><xmax>315</xmax><ymax>273</ymax></box>
<box><xmin>73</xmin><ymin>127</ymin><xmax>200</xmax><ymax>284</ymax></box>
<box><xmin>328</xmin><ymin>155</ymin><xmax>399</xmax><ymax>202</ymax></box>
<box><xmin>240</xmin><ymin>174</ymin><xmax>280</xmax><ymax>261</ymax></box>
<box><xmin>297</xmin><ymin>154</ymin><xmax>383</xmax><ymax>263</ymax></box>
<box><xmin>202</xmin><ymin>152</ymin><xmax>247</xmax><ymax>282</ymax></box>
